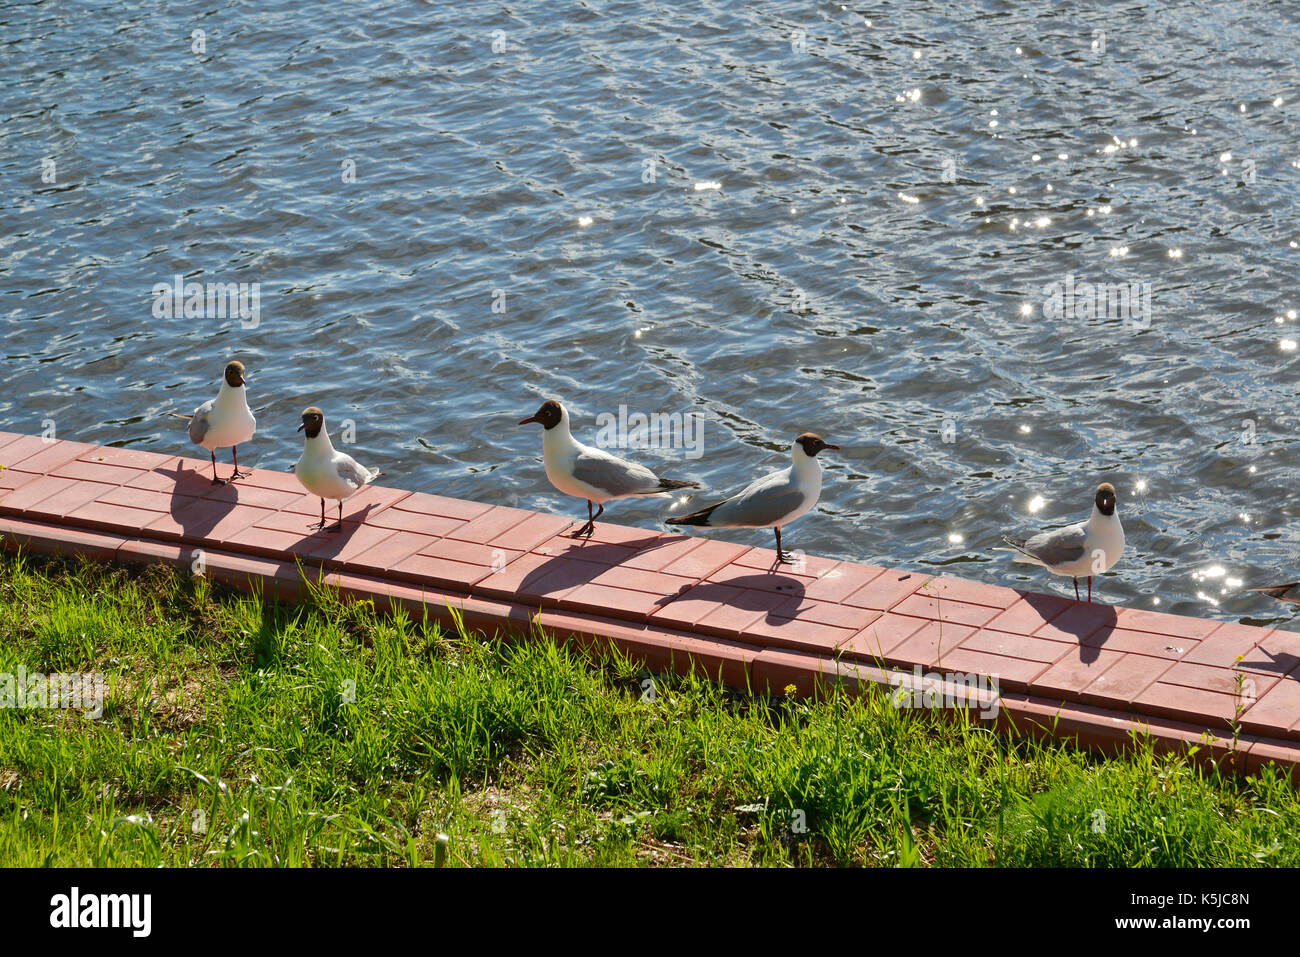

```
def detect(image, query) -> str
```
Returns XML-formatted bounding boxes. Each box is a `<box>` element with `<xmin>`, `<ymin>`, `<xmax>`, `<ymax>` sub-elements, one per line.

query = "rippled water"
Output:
<box><xmin>3</xmin><ymin>1</ymin><xmax>1299</xmax><ymax>627</ymax></box>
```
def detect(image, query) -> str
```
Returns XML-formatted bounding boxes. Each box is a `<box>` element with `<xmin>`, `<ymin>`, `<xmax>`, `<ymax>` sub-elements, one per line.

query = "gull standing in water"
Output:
<box><xmin>1000</xmin><ymin>482</ymin><xmax>1125</xmax><ymax>601</ymax></box>
<box><xmin>295</xmin><ymin>407</ymin><xmax>382</xmax><ymax>532</ymax></box>
<box><xmin>518</xmin><ymin>399</ymin><xmax>700</xmax><ymax>538</ymax></box>
<box><xmin>169</xmin><ymin>359</ymin><xmax>256</xmax><ymax>484</ymax></box>
<box><xmin>665</xmin><ymin>433</ymin><xmax>838</xmax><ymax>564</ymax></box>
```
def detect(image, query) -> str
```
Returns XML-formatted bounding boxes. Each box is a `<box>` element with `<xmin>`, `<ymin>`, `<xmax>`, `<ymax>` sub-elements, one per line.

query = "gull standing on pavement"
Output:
<box><xmin>518</xmin><ymin>399</ymin><xmax>700</xmax><ymax>538</ymax></box>
<box><xmin>169</xmin><ymin>359</ymin><xmax>256</xmax><ymax>484</ymax></box>
<box><xmin>665</xmin><ymin>433</ymin><xmax>839</xmax><ymax>564</ymax></box>
<box><xmin>1000</xmin><ymin>482</ymin><xmax>1125</xmax><ymax>601</ymax></box>
<box><xmin>295</xmin><ymin>406</ymin><xmax>382</xmax><ymax>532</ymax></box>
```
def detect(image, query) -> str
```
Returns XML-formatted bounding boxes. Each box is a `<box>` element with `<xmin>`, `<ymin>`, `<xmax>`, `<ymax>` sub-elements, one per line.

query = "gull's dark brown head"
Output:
<box><xmin>224</xmin><ymin>360</ymin><xmax>246</xmax><ymax>388</ymax></box>
<box><xmin>1095</xmin><ymin>482</ymin><xmax>1117</xmax><ymax>516</ymax></box>
<box><xmin>298</xmin><ymin>406</ymin><xmax>325</xmax><ymax>438</ymax></box>
<box><xmin>795</xmin><ymin>433</ymin><xmax>839</xmax><ymax>457</ymax></box>
<box><xmin>519</xmin><ymin>399</ymin><xmax>564</xmax><ymax>430</ymax></box>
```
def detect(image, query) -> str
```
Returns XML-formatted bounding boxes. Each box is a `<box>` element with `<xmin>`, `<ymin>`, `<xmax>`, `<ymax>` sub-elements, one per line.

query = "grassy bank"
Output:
<box><xmin>0</xmin><ymin>549</ymin><xmax>1296</xmax><ymax>867</ymax></box>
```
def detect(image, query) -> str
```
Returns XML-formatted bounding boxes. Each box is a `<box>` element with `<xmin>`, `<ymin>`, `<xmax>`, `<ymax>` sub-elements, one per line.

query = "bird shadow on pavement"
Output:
<box><xmin>287</xmin><ymin>502</ymin><xmax>385</xmax><ymax>563</ymax></box>
<box><xmin>1017</xmin><ymin>591</ymin><xmax>1117</xmax><ymax>664</ymax></box>
<box><xmin>510</xmin><ymin>535</ymin><xmax>677</xmax><ymax>600</ymax></box>
<box><xmin>651</xmin><ymin>573</ymin><xmax>807</xmax><ymax>626</ymax></box>
<box><xmin>160</xmin><ymin>459</ymin><xmax>239</xmax><ymax>541</ymax></box>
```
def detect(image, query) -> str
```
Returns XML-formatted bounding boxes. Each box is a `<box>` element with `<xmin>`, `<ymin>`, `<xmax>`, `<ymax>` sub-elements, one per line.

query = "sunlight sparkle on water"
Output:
<box><xmin>1028</xmin><ymin>494</ymin><xmax>1046</xmax><ymax>513</ymax></box>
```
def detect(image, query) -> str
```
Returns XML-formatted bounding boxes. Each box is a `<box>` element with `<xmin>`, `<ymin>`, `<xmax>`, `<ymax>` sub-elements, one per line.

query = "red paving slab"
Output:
<box><xmin>0</xmin><ymin>436</ymin><xmax>71</xmax><ymax>470</ymax></box>
<box><xmin>7</xmin><ymin>440</ymin><xmax>97</xmax><ymax>475</ymax></box>
<box><xmin>986</xmin><ymin>593</ymin><xmax>1073</xmax><ymax>635</ymax></box>
<box><xmin>892</xmin><ymin>592</ymin><xmax>1005</xmax><ymax>628</ymax></box>
<box><xmin>917</xmin><ymin>575</ymin><xmax>1023</xmax><ymax>609</ymax></box>
<box><xmin>880</xmin><ymin>619</ymin><xmax>981</xmax><ymax>671</ymax></box>
<box><xmin>0</xmin><ymin>469</ymin><xmax>42</xmax><ymax>495</ymax></box>
<box><xmin>0</xmin><ymin>433</ymin><xmax>1298</xmax><ymax>775</ymax></box>
<box><xmin>838</xmin><ymin>612</ymin><xmax>929</xmax><ymax>661</ymax></box>
<box><xmin>1029</xmin><ymin>648</ymin><xmax>1127</xmax><ymax>698</ymax></box>
<box><xmin>843</xmin><ymin>569</ymin><xmax>931</xmax><ymax>611</ymax></box>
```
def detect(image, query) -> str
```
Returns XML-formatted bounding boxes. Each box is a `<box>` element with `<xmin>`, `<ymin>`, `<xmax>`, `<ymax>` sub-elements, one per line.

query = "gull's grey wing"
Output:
<box><xmin>572</xmin><ymin>448</ymin><xmax>661</xmax><ymax>495</ymax></box>
<box><xmin>711</xmin><ymin>469</ymin><xmax>807</xmax><ymax>527</ymax></box>
<box><xmin>336</xmin><ymin>454</ymin><xmax>375</xmax><ymax>491</ymax></box>
<box><xmin>188</xmin><ymin>399</ymin><xmax>214</xmax><ymax>445</ymax></box>
<box><xmin>1017</xmin><ymin>522</ymin><xmax>1087</xmax><ymax>566</ymax></box>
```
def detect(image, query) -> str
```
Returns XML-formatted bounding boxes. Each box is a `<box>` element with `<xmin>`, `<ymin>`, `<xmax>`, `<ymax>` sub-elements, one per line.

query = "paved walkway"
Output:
<box><xmin>1</xmin><ymin>431</ymin><xmax>1297</xmax><ymax>775</ymax></box>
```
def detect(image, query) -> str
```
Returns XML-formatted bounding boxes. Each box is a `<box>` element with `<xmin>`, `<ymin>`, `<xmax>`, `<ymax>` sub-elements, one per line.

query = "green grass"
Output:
<box><xmin>0</xmin><ymin>548</ymin><xmax>1296</xmax><ymax>867</ymax></box>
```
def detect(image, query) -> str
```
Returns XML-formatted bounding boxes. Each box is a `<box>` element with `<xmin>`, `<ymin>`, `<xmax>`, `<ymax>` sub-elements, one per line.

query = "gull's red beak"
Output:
<box><xmin>519</xmin><ymin>416</ymin><xmax>538</xmax><ymax>426</ymax></box>
<box><xmin>824</xmin><ymin>443</ymin><xmax>840</xmax><ymax>450</ymax></box>
<box><xmin>297</xmin><ymin>422</ymin><xmax>305</xmax><ymax>432</ymax></box>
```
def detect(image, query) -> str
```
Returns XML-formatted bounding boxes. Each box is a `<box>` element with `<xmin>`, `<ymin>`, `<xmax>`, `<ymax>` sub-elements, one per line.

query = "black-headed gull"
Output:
<box><xmin>295</xmin><ymin>407</ymin><xmax>382</xmax><ymax>532</ymax></box>
<box><xmin>665</xmin><ymin>433</ymin><xmax>838</xmax><ymax>564</ymax></box>
<box><xmin>518</xmin><ymin>399</ymin><xmax>700</xmax><ymax>538</ymax></box>
<box><xmin>169</xmin><ymin>360</ymin><xmax>256</xmax><ymax>484</ymax></box>
<box><xmin>1000</xmin><ymin>482</ymin><xmax>1125</xmax><ymax>601</ymax></box>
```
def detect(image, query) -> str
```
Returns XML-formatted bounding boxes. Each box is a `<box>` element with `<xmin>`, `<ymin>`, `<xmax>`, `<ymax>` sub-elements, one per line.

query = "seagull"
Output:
<box><xmin>518</xmin><ymin>399</ymin><xmax>700</xmax><ymax>538</ymax></box>
<box><xmin>295</xmin><ymin>407</ymin><xmax>382</xmax><ymax>532</ymax></box>
<box><xmin>664</xmin><ymin>433</ymin><xmax>838</xmax><ymax>564</ymax></box>
<box><xmin>168</xmin><ymin>359</ymin><xmax>256</xmax><ymax>484</ymax></box>
<box><xmin>1245</xmin><ymin>581</ymin><xmax>1300</xmax><ymax>605</ymax></box>
<box><xmin>1000</xmin><ymin>482</ymin><xmax>1125</xmax><ymax>602</ymax></box>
